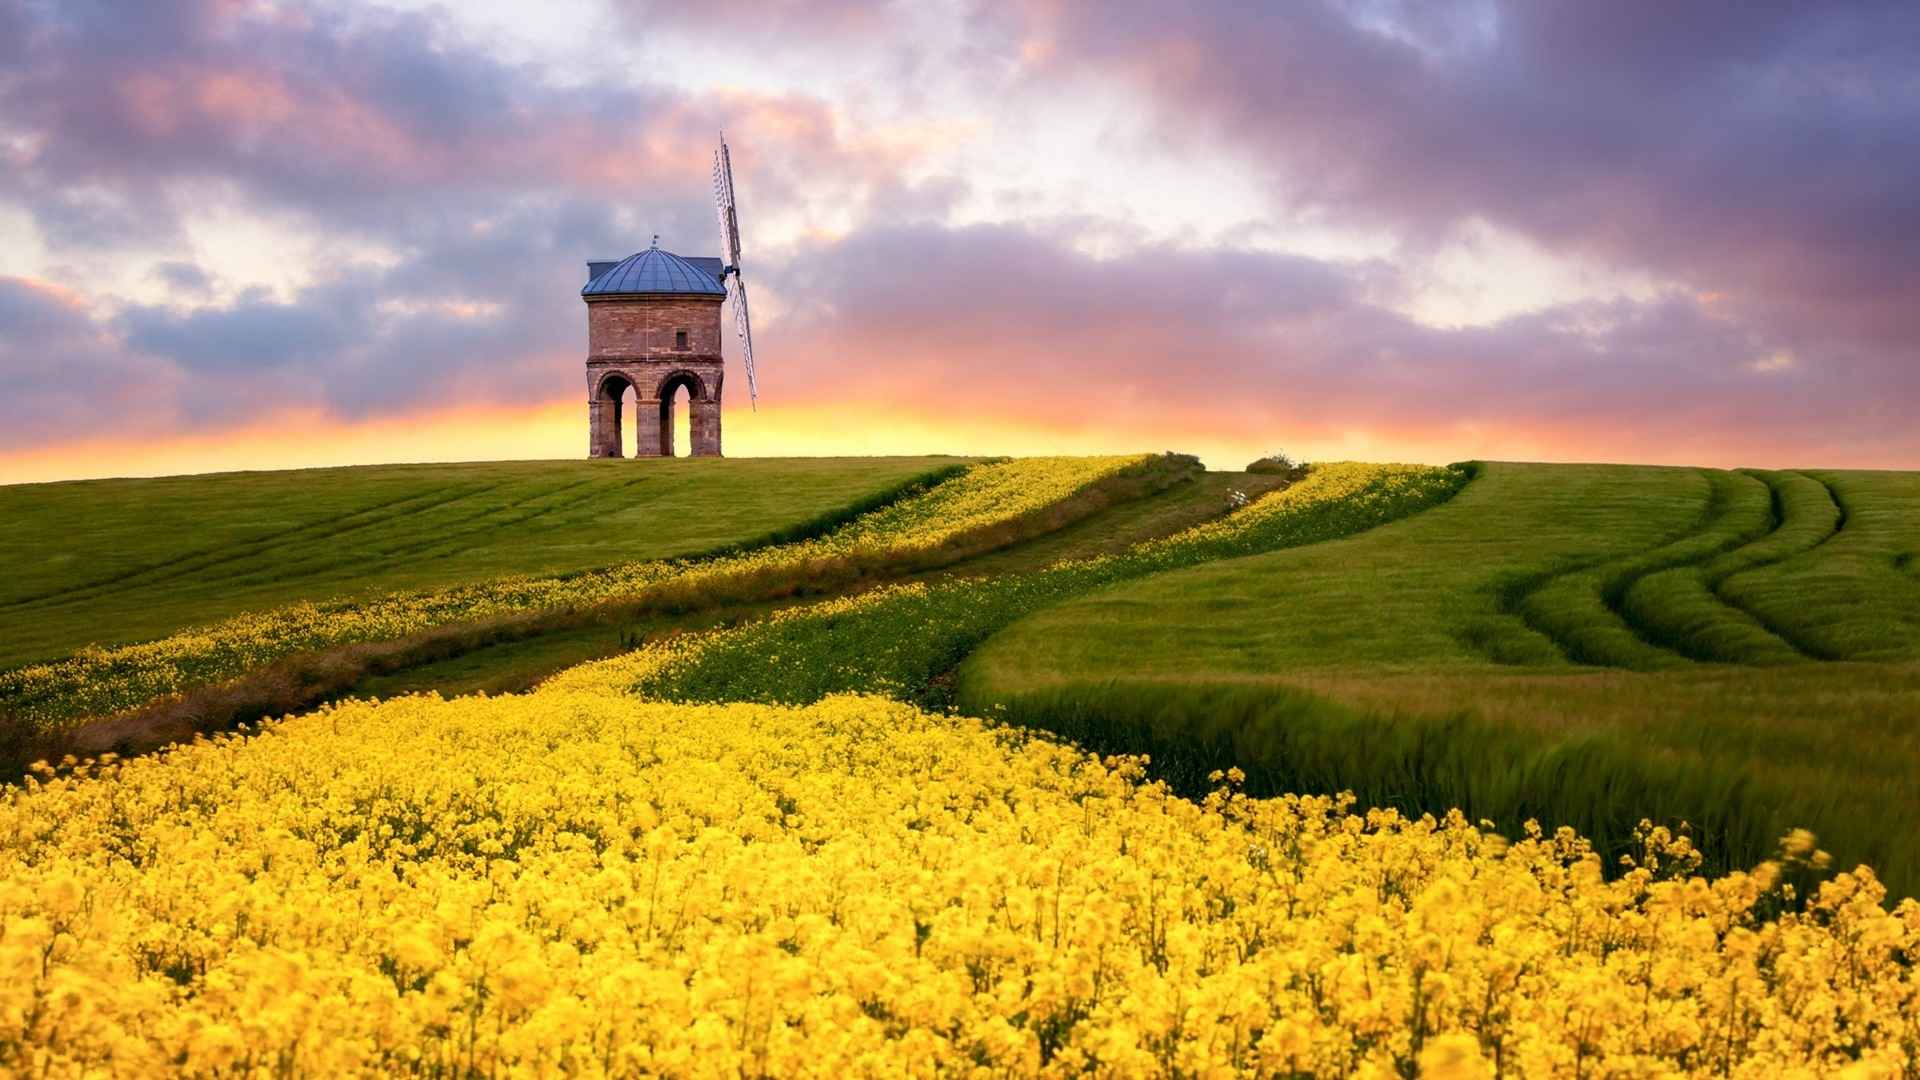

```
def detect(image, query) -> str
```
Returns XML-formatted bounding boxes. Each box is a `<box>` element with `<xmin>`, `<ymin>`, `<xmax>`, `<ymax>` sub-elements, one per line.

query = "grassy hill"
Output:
<box><xmin>957</xmin><ymin>461</ymin><xmax>1920</xmax><ymax>892</ymax></box>
<box><xmin>0</xmin><ymin>457</ymin><xmax>965</xmax><ymax>667</ymax></box>
<box><xmin>5</xmin><ymin>454</ymin><xmax>1917</xmax><ymax>894</ymax></box>
<box><xmin>348</xmin><ymin>471</ymin><xmax>1298</xmax><ymax>700</ymax></box>
<box><xmin>962</xmin><ymin>462</ymin><xmax>1920</xmax><ymax>679</ymax></box>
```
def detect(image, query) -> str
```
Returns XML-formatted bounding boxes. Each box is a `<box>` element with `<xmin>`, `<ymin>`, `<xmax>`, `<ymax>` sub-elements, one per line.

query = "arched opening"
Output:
<box><xmin>658</xmin><ymin>372</ymin><xmax>702</xmax><ymax>458</ymax></box>
<box><xmin>621</xmin><ymin>382</ymin><xmax>642</xmax><ymax>459</ymax></box>
<box><xmin>594</xmin><ymin>373</ymin><xmax>634</xmax><ymax>458</ymax></box>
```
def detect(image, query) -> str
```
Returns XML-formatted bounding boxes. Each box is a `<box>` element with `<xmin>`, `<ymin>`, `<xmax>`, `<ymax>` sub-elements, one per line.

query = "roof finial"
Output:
<box><xmin>650</xmin><ymin>233</ymin><xmax>659</xmax><ymax>249</ymax></box>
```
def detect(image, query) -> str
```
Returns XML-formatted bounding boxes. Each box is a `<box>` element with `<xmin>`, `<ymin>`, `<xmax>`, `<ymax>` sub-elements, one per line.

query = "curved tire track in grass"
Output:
<box><xmin>1508</xmin><ymin>469</ymin><xmax>1776</xmax><ymax>669</ymax></box>
<box><xmin>1616</xmin><ymin>470</ymin><xmax>1842</xmax><ymax>663</ymax></box>
<box><xmin>1719</xmin><ymin>470</ymin><xmax>1920</xmax><ymax>662</ymax></box>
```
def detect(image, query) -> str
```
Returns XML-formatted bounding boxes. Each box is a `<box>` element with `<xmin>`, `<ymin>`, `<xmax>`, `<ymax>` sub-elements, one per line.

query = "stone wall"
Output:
<box><xmin>586</xmin><ymin>296</ymin><xmax>725</xmax><ymax>359</ymax></box>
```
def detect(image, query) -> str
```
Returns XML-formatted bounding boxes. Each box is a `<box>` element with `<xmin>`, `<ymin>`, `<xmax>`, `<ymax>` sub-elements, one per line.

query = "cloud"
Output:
<box><xmin>0</xmin><ymin>195</ymin><xmax>621</xmax><ymax>448</ymax></box>
<box><xmin>120</xmin><ymin>287</ymin><xmax>364</xmax><ymax>371</ymax></box>
<box><xmin>753</xmin><ymin>221</ymin><xmax>1915</xmax><ymax>466</ymax></box>
<box><xmin>0</xmin><ymin>0</ymin><xmax>938</xmax><ymax>251</ymax></box>
<box><xmin>1</xmin><ymin>0</ymin><xmax>1914</xmax><ymax>475</ymax></box>
<box><xmin>1009</xmin><ymin>2</ymin><xmax>1920</xmax><ymax>352</ymax></box>
<box><xmin>151</xmin><ymin>260</ymin><xmax>216</xmax><ymax>298</ymax></box>
<box><xmin>0</xmin><ymin>276</ymin><xmax>186</xmax><ymax>450</ymax></box>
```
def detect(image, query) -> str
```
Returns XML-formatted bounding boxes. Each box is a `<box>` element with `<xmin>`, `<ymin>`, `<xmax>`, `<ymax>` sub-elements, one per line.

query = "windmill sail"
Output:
<box><xmin>712</xmin><ymin>134</ymin><xmax>758</xmax><ymax>406</ymax></box>
<box><xmin>731</xmin><ymin>278</ymin><xmax>756</xmax><ymax>404</ymax></box>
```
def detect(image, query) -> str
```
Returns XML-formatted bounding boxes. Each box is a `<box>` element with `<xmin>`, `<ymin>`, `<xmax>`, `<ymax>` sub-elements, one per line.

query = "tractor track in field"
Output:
<box><xmin>1798</xmin><ymin>470</ymin><xmax>1852</xmax><ymax>554</ymax></box>
<box><xmin>0</xmin><ymin>484</ymin><xmax>506</xmax><ymax>613</ymax></box>
<box><xmin>1606</xmin><ymin>470</ymin><xmax>1826</xmax><ymax>665</ymax></box>
<box><xmin>1502</xmin><ymin>469</ymin><xmax>1773</xmax><ymax>669</ymax></box>
<box><xmin>1594</xmin><ymin>471</ymin><xmax>1774</xmax><ymax>654</ymax></box>
<box><xmin>370</xmin><ymin>474</ymin><xmax>660</xmax><ymax>565</ymax></box>
<box><xmin>1495</xmin><ymin>469</ymin><xmax>1851</xmax><ymax>670</ymax></box>
<box><xmin>1698</xmin><ymin>471</ymin><xmax>1846</xmax><ymax>661</ymax></box>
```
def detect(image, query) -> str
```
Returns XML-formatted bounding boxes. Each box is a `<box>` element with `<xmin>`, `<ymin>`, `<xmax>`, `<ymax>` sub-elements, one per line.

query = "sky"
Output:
<box><xmin>1</xmin><ymin>0</ymin><xmax>1916</xmax><ymax>482</ymax></box>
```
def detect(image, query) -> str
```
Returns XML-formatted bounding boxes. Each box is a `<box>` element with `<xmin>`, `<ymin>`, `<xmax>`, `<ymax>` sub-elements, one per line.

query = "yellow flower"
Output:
<box><xmin>0</xmin><ymin>686</ymin><xmax>1910</xmax><ymax>1076</ymax></box>
<box><xmin>1417</xmin><ymin>1034</ymin><xmax>1493</xmax><ymax>1080</ymax></box>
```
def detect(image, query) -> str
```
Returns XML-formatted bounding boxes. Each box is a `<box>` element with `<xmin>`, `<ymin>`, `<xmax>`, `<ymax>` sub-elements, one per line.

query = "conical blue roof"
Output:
<box><xmin>582</xmin><ymin>247</ymin><xmax>726</xmax><ymax>298</ymax></box>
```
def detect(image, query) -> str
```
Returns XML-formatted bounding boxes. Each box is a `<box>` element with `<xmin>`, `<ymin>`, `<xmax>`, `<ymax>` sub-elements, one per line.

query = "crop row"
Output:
<box><xmin>613</xmin><ymin>462</ymin><xmax>1469</xmax><ymax>707</ymax></box>
<box><xmin>1512</xmin><ymin>469</ymin><xmax>1777</xmax><ymax>669</ymax></box>
<box><xmin>0</xmin><ymin>456</ymin><xmax>1161</xmax><ymax>732</ymax></box>
<box><xmin>1618</xmin><ymin>470</ymin><xmax>1842</xmax><ymax>664</ymax></box>
<box><xmin>1501</xmin><ymin>467</ymin><xmax>1910</xmax><ymax>670</ymax></box>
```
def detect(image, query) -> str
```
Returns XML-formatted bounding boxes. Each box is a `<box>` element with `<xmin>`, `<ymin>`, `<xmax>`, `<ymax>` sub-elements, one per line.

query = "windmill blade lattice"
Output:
<box><xmin>730</xmin><ymin>278</ymin><xmax>756</xmax><ymax>404</ymax></box>
<box><xmin>712</xmin><ymin>135</ymin><xmax>759</xmax><ymax>406</ymax></box>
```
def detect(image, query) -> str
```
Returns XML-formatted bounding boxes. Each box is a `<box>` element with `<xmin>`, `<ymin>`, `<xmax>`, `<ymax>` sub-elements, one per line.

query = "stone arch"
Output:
<box><xmin>654</xmin><ymin>370</ymin><xmax>705</xmax><ymax>457</ymax></box>
<box><xmin>588</xmin><ymin>370</ymin><xmax>637</xmax><ymax>458</ymax></box>
<box><xmin>586</xmin><ymin>361</ymin><xmax>722</xmax><ymax>459</ymax></box>
<box><xmin>594</xmin><ymin>369</ymin><xmax>638</xmax><ymax>401</ymax></box>
<box><xmin>654</xmin><ymin>369</ymin><xmax>707</xmax><ymax>402</ymax></box>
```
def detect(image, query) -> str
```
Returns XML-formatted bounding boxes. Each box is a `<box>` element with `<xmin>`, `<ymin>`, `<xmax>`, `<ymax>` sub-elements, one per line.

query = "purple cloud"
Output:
<box><xmin>757</xmin><ymin>221</ymin><xmax>1913</xmax><ymax>466</ymax></box>
<box><xmin>1012</xmin><ymin>1</ymin><xmax>1920</xmax><ymax>352</ymax></box>
<box><xmin>0</xmin><ymin>0</ymin><xmax>1914</xmax><ymax>472</ymax></box>
<box><xmin>0</xmin><ymin>0</ymin><xmax>918</xmax><ymax>250</ymax></box>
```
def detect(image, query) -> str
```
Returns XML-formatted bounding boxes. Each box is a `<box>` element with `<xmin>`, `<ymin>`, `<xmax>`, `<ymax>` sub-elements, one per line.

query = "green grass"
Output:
<box><xmin>643</xmin><ymin>464</ymin><xmax>1468</xmax><ymax>709</ymax></box>
<box><xmin>957</xmin><ymin>461</ymin><xmax>1920</xmax><ymax>895</ymax></box>
<box><xmin>0</xmin><ymin>457</ymin><xmax>966</xmax><ymax>668</ymax></box>
<box><xmin>961</xmin><ymin>463</ymin><xmax>1715</xmax><ymax>677</ymax></box>
<box><xmin>1618</xmin><ymin>470</ymin><xmax>1840</xmax><ymax>664</ymax></box>
<box><xmin>1718</xmin><ymin>470</ymin><xmax>1920</xmax><ymax>661</ymax></box>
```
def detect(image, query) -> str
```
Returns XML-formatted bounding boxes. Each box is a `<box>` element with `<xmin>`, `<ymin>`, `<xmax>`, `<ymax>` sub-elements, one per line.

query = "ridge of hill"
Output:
<box><xmin>0</xmin><ymin>457</ymin><xmax>969</xmax><ymax>667</ymax></box>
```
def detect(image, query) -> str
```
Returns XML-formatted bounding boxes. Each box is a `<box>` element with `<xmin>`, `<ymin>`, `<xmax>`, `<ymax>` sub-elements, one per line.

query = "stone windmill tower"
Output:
<box><xmin>582</xmin><ymin>136</ymin><xmax>758</xmax><ymax>459</ymax></box>
<box><xmin>581</xmin><ymin>240</ymin><xmax>728</xmax><ymax>457</ymax></box>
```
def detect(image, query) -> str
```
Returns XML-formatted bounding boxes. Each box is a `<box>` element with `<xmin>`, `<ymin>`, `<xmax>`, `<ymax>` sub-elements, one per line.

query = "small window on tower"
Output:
<box><xmin>674</xmin><ymin>329</ymin><xmax>690</xmax><ymax>351</ymax></box>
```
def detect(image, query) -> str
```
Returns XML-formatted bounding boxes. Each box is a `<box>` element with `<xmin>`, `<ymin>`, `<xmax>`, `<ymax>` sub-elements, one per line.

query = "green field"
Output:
<box><xmin>0</xmin><ymin>457</ymin><xmax>964</xmax><ymax>667</ymax></box>
<box><xmin>957</xmin><ymin>462</ymin><xmax>1920</xmax><ymax>891</ymax></box>
<box><xmin>352</xmin><ymin>473</ymin><xmax>1300</xmax><ymax>699</ymax></box>
<box><xmin>3</xmin><ymin>454</ymin><xmax>1917</xmax><ymax>895</ymax></box>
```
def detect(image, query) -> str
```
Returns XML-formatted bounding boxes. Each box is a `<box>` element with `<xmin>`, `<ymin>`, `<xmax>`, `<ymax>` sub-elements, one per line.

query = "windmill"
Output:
<box><xmin>712</xmin><ymin>133</ymin><xmax>759</xmax><ymax>407</ymax></box>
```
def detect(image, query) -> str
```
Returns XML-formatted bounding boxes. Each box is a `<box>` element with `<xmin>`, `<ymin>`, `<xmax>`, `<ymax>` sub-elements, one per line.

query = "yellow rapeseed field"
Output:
<box><xmin>2</xmin><ymin>456</ymin><xmax>1149</xmax><ymax>729</ymax></box>
<box><xmin>1135</xmin><ymin>460</ymin><xmax>1458</xmax><ymax>558</ymax></box>
<box><xmin>4</xmin><ymin>659</ymin><xmax>1915</xmax><ymax>1075</ymax></box>
<box><xmin>5</xmin><ymin>459</ymin><xmax>1914</xmax><ymax>1076</ymax></box>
